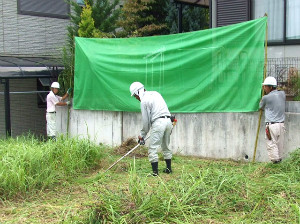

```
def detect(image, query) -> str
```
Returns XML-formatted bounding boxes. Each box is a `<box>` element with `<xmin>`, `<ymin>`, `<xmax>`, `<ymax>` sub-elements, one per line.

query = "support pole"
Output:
<box><xmin>252</xmin><ymin>14</ymin><xmax>268</xmax><ymax>162</ymax></box>
<box><xmin>178</xmin><ymin>3</ymin><xmax>183</xmax><ymax>33</ymax></box>
<box><xmin>4</xmin><ymin>79</ymin><xmax>11</xmax><ymax>137</ymax></box>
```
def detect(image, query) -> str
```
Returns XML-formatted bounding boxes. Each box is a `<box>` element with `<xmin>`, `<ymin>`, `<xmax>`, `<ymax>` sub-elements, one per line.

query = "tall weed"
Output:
<box><xmin>0</xmin><ymin>135</ymin><xmax>104</xmax><ymax>198</ymax></box>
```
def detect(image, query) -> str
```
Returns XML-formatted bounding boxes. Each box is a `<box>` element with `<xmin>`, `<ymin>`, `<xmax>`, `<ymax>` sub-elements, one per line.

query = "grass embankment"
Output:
<box><xmin>0</xmin><ymin>136</ymin><xmax>299</xmax><ymax>223</ymax></box>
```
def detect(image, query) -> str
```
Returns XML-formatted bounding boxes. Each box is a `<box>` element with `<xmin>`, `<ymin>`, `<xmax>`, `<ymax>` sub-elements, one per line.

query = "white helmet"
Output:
<box><xmin>51</xmin><ymin>82</ymin><xmax>60</xmax><ymax>89</ymax></box>
<box><xmin>262</xmin><ymin>76</ymin><xmax>277</xmax><ymax>86</ymax></box>
<box><xmin>130</xmin><ymin>82</ymin><xmax>144</xmax><ymax>96</ymax></box>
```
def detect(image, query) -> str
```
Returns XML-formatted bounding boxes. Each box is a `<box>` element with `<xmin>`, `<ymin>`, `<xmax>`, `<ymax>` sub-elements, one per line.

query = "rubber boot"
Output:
<box><xmin>163</xmin><ymin>159</ymin><xmax>172</xmax><ymax>174</ymax></box>
<box><xmin>48</xmin><ymin>136</ymin><xmax>56</xmax><ymax>141</ymax></box>
<box><xmin>151</xmin><ymin>162</ymin><xmax>158</xmax><ymax>176</ymax></box>
<box><xmin>272</xmin><ymin>159</ymin><xmax>282</xmax><ymax>164</ymax></box>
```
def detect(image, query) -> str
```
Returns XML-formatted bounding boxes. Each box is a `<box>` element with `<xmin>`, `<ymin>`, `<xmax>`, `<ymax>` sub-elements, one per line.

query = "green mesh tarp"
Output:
<box><xmin>74</xmin><ymin>17</ymin><xmax>267</xmax><ymax>112</ymax></box>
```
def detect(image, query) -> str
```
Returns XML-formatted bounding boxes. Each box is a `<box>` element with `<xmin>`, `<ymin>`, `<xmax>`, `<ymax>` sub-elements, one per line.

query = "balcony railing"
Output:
<box><xmin>267</xmin><ymin>57</ymin><xmax>300</xmax><ymax>100</ymax></box>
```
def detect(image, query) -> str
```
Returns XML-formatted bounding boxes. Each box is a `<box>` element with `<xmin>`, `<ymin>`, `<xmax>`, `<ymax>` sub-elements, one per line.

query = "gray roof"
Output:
<box><xmin>0</xmin><ymin>56</ymin><xmax>64</xmax><ymax>79</ymax></box>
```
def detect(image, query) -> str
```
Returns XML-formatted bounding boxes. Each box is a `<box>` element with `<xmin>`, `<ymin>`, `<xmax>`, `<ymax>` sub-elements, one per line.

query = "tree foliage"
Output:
<box><xmin>58</xmin><ymin>1</ymin><xmax>82</xmax><ymax>93</ymax></box>
<box><xmin>165</xmin><ymin>2</ymin><xmax>209</xmax><ymax>34</ymax></box>
<box><xmin>118</xmin><ymin>0</ymin><xmax>209</xmax><ymax>37</ymax></box>
<box><xmin>78</xmin><ymin>3</ymin><xmax>109</xmax><ymax>38</ymax></box>
<box><xmin>60</xmin><ymin>0</ymin><xmax>120</xmax><ymax>92</ymax></box>
<box><xmin>118</xmin><ymin>0</ymin><xmax>169</xmax><ymax>37</ymax></box>
<box><xmin>78</xmin><ymin>3</ymin><xmax>96</xmax><ymax>37</ymax></box>
<box><xmin>89</xmin><ymin>0</ymin><xmax>120</xmax><ymax>33</ymax></box>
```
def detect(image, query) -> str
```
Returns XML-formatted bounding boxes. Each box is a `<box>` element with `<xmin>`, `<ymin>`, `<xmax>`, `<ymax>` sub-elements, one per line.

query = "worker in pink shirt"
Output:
<box><xmin>46</xmin><ymin>82</ymin><xmax>71</xmax><ymax>139</ymax></box>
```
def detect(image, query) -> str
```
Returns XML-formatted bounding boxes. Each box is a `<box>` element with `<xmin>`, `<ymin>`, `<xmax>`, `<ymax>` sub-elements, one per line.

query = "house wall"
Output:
<box><xmin>0</xmin><ymin>0</ymin><xmax>69</xmax><ymax>57</ymax></box>
<box><xmin>210</xmin><ymin>0</ymin><xmax>300</xmax><ymax>58</ymax></box>
<box><xmin>0</xmin><ymin>0</ymin><xmax>70</xmax><ymax>137</ymax></box>
<box><xmin>268</xmin><ymin>46</ymin><xmax>300</xmax><ymax>58</ymax></box>
<box><xmin>0</xmin><ymin>78</ymin><xmax>47</xmax><ymax>137</ymax></box>
<box><xmin>56</xmin><ymin>102</ymin><xmax>300</xmax><ymax>162</ymax></box>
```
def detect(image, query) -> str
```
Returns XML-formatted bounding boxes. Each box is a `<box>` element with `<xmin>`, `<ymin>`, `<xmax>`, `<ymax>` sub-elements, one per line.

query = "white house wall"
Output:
<box><xmin>268</xmin><ymin>45</ymin><xmax>300</xmax><ymax>58</ymax></box>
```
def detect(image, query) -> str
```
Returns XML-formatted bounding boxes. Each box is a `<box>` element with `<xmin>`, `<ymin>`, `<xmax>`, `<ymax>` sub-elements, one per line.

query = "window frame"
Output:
<box><xmin>17</xmin><ymin>0</ymin><xmax>70</xmax><ymax>19</ymax></box>
<box><xmin>250</xmin><ymin>0</ymin><xmax>300</xmax><ymax>45</ymax></box>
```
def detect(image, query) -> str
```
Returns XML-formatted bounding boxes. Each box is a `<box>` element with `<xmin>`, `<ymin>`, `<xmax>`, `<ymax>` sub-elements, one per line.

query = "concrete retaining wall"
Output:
<box><xmin>56</xmin><ymin>101</ymin><xmax>300</xmax><ymax>162</ymax></box>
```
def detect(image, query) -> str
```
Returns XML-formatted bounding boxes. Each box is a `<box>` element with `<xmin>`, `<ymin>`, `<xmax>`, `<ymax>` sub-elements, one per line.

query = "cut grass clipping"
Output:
<box><xmin>114</xmin><ymin>137</ymin><xmax>148</xmax><ymax>158</ymax></box>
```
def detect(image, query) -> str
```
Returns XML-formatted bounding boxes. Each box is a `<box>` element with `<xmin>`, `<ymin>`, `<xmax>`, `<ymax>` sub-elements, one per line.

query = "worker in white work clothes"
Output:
<box><xmin>46</xmin><ymin>82</ymin><xmax>71</xmax><ymax>139</ymax></box>
<box><xmin>259</xmin><ymin>76</ymin><xmax>286</xmax><ymax>164</ymax></box>
<box><xmin>130</xmin><ymin>82</ymin><xmax>173</xmax><ymax>176</ymax></box>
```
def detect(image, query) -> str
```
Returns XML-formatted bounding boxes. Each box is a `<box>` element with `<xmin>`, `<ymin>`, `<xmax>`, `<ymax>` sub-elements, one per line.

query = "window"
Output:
<box><xmin>18</xmin><ymin>0</ymin><xmax>70</xmax><ymax>19</ymax></box>
<box><xmin>286</xmin><ymin>0</ymin><xmax>300</xmax><ymax>40</ymax></box>
<box><xmin>216</xmin><ymin>0</ymin><xmax>250</xmax><ymax>27</ymax></box>
<box><xmin>251</xmin><ymin>0</ymin><xmax>300</xmax><ymax>44</ymax></box>
<box><xmin>76</xmin><ymin>0</ymin><xmax>85</xmax><ymax>7</ymax></box>
<box><xmin>37</xmin><ymin>78</ymin><xmax>53</xmax><ymax>108</ymax></box>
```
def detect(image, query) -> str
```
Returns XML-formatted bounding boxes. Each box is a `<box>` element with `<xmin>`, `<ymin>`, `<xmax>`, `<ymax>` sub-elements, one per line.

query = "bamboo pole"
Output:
<box><xmin>252</xmin><ymin>14</ymin><xmax>268</xmax><ymax>162</ymax></box>
<box><xmin>66</xmin><ymin>37</ymin><xmax>75</xmax><ymax>137</ymax></box>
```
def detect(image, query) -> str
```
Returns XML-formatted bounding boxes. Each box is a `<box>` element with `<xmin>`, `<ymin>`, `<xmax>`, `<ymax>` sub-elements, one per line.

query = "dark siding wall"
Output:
<box><xmin>0</xmin><ymin>87</ymin><xmax>4</xmax><ymax>137</ymax></box>
<box><xmin>216</xmin><ymin>0</ymin><xmax>250</xmax><ymax>27</ymax></box>
<box><xmin>0</xmin><ymin>79</ymin><xmax>47</xmax><ymax>137</ymax></box>
<box><xmin>0</xmin><ymin>0</ymin><xmax>69</xmax><ymax>57</ymax></box>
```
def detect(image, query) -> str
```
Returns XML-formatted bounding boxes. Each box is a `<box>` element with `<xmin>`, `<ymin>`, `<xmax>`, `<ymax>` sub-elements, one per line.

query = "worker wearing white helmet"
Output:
<box><xmin>130</xmin><ymin>82</ymin><xmax>173</xmax><ymax>176</ymax></box>
<box><xmin>46</xmin><ymin>82</ymin><xmax>72</xmax><ymax>139</ymax></box>
<box><xmin>259</xmin><ymin>76</ymin><xmax>286</xmax><ymax>163</ymax></box>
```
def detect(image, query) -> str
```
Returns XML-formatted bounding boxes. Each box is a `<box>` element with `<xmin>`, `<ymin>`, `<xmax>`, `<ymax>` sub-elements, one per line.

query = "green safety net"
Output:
<box><xmin>74</xmin><ymin>17</ymin><xmax>267</xmax><ymax>112</ymax></box>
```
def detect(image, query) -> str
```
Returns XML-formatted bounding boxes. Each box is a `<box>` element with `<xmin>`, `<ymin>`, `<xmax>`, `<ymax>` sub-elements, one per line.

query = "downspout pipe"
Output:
<box><xmin>178</xmin><ymin>2</ymin><xmax>183</xmax><ymax>33</ymax></box>
<box><xmin>1</xmin><ymin>78</ymin><xmax>11</xmax><ymax>137</ymax></box>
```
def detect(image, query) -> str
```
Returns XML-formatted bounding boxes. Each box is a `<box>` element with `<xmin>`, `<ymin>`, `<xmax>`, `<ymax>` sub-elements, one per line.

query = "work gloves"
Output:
<box><xmin>66</xmin><ymin>88</ymin><xmax>72</xmax><ymax>106</ymax></box>
<box><xmin>67</xmin><ymin>87</ymin><xmax>73</xmax><ymax>94</ymax></box>
<box><xmin>138</xmin><ymin>137</ymin><xmax>145</xmax><ymax>145</ymax></box>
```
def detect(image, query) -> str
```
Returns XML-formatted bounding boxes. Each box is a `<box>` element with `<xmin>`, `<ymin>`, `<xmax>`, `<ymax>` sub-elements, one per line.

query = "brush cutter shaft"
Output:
<box><xmin>104</xmin><ymin>136</ymin><xmax>149</xmax><ymax>173</ymax></box>
<box><xmin>104</xmin><ymin>144</ymin><xmax>140</xmax><ymax>172</ymax></box>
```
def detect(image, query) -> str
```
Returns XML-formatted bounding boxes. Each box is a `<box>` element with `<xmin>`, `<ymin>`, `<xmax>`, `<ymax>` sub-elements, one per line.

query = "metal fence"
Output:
<box><xmin>267</xmin><ymin>57</ymin><xmax>300</xmax><ymax>99</ymax></box>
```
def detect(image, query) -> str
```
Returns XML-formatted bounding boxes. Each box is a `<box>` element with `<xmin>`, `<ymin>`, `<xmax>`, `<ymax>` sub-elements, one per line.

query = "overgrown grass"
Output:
<box><xmin>0</xmin><ymin>136</ymin><xmax>299</xmax><ymax>223</ymax></box>
<box><xmin>0</xmin><ymin>135</ymin><xmax>105</xmax><ymax>198</ymax></box>
<box><xmin>88</xmin><ymin>150</ymin><xmax>300</xmax><ymax>224</ymax></box>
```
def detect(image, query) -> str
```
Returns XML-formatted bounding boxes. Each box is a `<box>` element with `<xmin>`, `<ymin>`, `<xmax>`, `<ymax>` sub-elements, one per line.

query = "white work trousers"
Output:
<box><xmin>46</xmin><ymin>113</ymin><xmax>56</xmax><ymax>137</ymax></box>
<box><xmin>265</xmin><ymin>123</ymin><xmax>285</xmax><ymax>161</ymax></box>
<box><xmin>148</xmin><ymin>117</ymin><xmax>173</xmax><ymax>163</ymax></box>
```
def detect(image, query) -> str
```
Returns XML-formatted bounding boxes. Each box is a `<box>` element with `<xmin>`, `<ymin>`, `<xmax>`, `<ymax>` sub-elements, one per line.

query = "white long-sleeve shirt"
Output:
<box><xmin>140</xmin><ymin>91</ymin><xmax>171</xmax><ymax>138</ymax></box>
